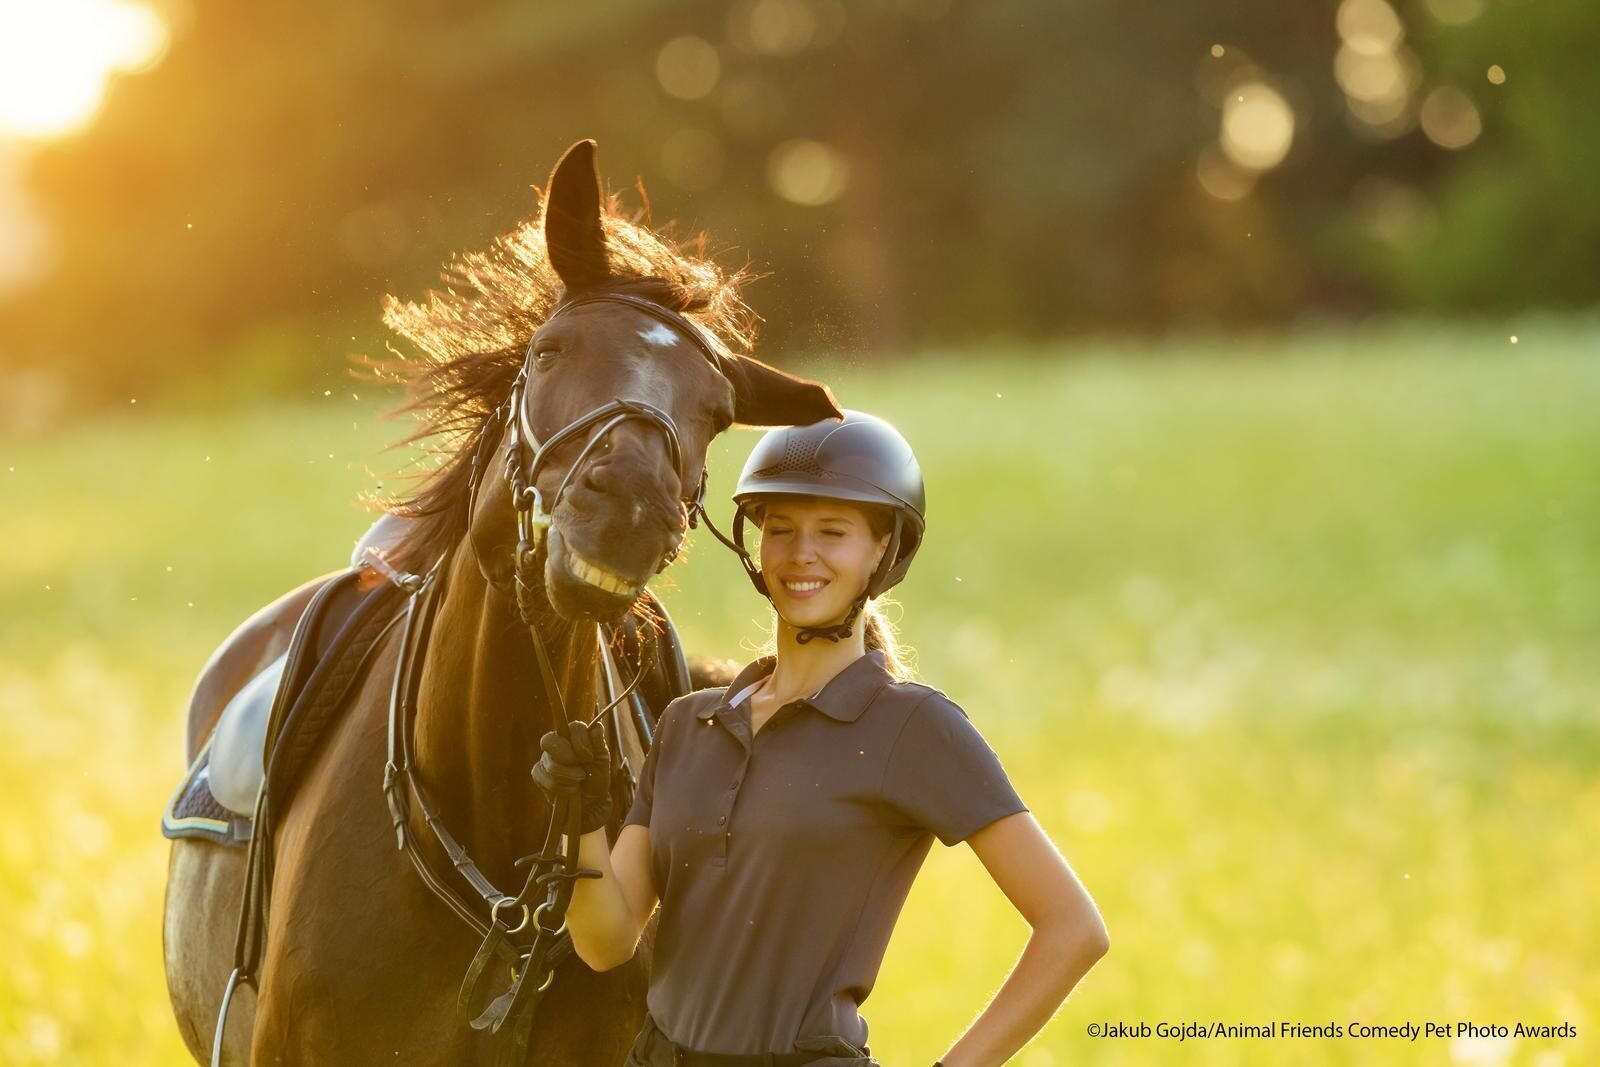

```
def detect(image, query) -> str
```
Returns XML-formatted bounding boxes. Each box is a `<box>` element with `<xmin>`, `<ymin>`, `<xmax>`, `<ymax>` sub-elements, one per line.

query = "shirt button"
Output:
<box><xmin>717</xmin><ymin>815</ymin><xmax>726</xmax><ymax>825</ymax></box>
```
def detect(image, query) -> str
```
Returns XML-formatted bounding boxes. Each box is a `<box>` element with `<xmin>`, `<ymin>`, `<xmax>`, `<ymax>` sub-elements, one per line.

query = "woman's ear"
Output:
<box><xmin>872</xmin><ymin>531</ymin><xmax>892</xmax><ymax>568</ymax></box>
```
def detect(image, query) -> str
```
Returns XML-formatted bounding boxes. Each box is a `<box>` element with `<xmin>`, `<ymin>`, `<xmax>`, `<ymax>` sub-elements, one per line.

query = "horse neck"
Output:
<box><xmin>412</xmin><ymin>545</ymin><xmax>598</xmax><ymax>878</ymax></box>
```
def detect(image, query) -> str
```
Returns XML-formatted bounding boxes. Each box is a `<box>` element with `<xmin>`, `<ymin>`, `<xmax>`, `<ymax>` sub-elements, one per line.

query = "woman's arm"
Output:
<box><xmin>563</xmin><ymin>823</ymin><xmax>659</xmax><ymax>971</ymax></box>
<box><xmin>936</xmin><ymin>811</ymin><xmax>1110</xmax><ymax>1067</ymax></box>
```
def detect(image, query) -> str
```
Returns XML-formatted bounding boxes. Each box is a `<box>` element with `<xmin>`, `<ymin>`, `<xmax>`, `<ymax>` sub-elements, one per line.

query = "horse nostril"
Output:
<box><xmin>579</xmin><ymin>463</ymin><xmax>609</xmax><ymax>494</ymax></box>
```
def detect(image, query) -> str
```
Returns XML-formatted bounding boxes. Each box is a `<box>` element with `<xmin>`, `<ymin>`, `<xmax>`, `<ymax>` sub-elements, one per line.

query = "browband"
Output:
<box><xmin>544</xmin><ymin>292</ymin><xmax>726</xmax><ymax>376</ymax></box>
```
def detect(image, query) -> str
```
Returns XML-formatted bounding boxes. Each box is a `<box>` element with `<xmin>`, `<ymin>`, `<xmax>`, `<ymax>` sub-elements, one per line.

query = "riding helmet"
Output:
<box><xmin>728</xmin><ymin>410</ymin><xmax>927</xmax><ymax>631</ymax></box>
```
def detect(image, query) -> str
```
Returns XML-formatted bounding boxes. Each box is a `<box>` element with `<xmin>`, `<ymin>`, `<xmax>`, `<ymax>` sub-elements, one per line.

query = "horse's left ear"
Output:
<box><xmin>544</xmin><ymin>139</ymin><xmax>610</xmax><ymax>291</ymax></box>
<box><xmin>721</xmin><ymin>353</ymin><xmax>844</xmax><ymax>427</ymax></box>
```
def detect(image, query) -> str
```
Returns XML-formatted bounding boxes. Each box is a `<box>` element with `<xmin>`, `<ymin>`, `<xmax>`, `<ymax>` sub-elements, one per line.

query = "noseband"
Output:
<box><xmin>467</xmin><ymin>293</ymin><xmax>723</xmax><ymax>615</ymax></box>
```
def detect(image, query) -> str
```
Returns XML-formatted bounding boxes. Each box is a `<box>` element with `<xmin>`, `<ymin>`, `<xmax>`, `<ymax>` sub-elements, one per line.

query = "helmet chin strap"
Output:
<box><xmin>790</xmin><ymin>588</ymin><xmax>869</xmax><ymax>645</ymax></box>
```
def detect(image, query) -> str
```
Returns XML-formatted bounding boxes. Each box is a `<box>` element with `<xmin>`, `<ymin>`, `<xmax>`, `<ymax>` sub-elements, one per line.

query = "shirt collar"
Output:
<box><xmin>695</xmin><ymin>649</ymin><xmax>892</xmax><ymax>724</ymax></box>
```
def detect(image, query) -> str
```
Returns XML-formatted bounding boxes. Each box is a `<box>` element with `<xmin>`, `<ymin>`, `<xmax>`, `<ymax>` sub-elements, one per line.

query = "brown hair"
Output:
<box><xmin>749</xmin><ymin>497</ymin><xmax>917</xmax><ymax>682</ymax></box>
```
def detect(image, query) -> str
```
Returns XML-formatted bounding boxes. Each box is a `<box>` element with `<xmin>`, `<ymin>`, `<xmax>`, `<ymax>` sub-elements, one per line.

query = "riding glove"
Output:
<box><xmin>530</xmin><ymin>719</ymin><xmax>613</xmax><ymax>834</ymax></box>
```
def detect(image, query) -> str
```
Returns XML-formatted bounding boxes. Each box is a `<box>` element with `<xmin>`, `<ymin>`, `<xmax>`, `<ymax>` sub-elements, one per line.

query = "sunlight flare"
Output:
<box><xmin>0</xmin><ymin>0</ymin><xmax>167</xmax><ymax>141</ymax></box>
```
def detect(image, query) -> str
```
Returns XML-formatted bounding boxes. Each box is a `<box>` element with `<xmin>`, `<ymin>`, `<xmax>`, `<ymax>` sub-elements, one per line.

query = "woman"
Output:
<box><xmin>534</xmin><ymin>410</ymin><xmax>1110</xmax><ymax>1067</ymax></box>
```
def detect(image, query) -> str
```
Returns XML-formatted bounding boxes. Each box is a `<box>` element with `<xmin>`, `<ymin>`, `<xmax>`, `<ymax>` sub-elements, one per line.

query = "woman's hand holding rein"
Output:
<box><xmin>530</xmin><ymin>718</ymin><xmax>613</xmax><ymax>833</ymax></box>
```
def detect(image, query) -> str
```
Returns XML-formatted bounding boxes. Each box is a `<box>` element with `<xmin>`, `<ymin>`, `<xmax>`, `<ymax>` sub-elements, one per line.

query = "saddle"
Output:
<box><xmin>161</xmin><ymin>569</ymin><xmax>407</xmax><ymax>844</ymax></box>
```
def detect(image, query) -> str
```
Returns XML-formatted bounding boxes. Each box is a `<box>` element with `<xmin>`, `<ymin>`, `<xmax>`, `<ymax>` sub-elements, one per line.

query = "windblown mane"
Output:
<box><xmin>365</xmin><ymin>189</ymin><xmax>758</xmax><ymax>576</ymax></box>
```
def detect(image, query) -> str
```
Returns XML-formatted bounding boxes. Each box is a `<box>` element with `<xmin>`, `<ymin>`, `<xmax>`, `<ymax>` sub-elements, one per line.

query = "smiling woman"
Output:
<box><xmin>0</xmin><ymin>0</ymin><xmax>166</xmax><ymax>141</ymax></box>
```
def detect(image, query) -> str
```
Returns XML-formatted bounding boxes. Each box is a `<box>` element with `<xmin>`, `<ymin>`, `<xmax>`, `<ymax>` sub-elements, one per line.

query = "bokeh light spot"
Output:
<box><xmin>1337</xmin><ymin>0</ymin><xmax>1405</xmax><ymax>55</ymax></box>
<box><xmin>1196</xmin><ymin>144</ymin><xmax>1255</xmax><ymax>201</ymax></box>
<box><xmin>1423</xmin><ymin>0</ymin><xmax>1486</xmax><ymax>26</ymax></box>
<box><xmin>735</xmin><ymin>0</ymin><xmax>817</xmax><ymax>55</ymax></box>
<box><xmin>767</xmin><ymin>139</ymin><xmax>849</xmax><ymax>206</ymax></box>
<box><xmin>1420</xmin><ymin>86</ymin><xmax>1482</xmax><ymax>149</ymax></box>
<box><xmin>1221</xmin><ymin>82</ymin><xmax>1295</xmax><ymax>171</ymax></box>
<box><xmin>656</xmin><ymin>35</ymin><xmax>720</xmax><ymax>101</ymax></box>
<box><xmin>1336</xmin><ymin>45</ymin><xmax>1408</xmax><ymax>104</ymax></box>
<box><xmin>1486</xmin><ymin>64</ymin><xmax>1506</xmax><ymax>86</ymax></box>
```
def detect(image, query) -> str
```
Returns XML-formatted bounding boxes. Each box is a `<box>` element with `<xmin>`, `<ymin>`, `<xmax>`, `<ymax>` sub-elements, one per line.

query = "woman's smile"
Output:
<box><xmin>780</xmin><ymin>575</ymin><xmax>831</xmax><ymax>599</ymax></box>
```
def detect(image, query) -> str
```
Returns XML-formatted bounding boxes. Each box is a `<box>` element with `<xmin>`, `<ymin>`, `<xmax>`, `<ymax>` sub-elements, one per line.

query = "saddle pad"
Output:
<box><xmin>161</xmin><ymin>734</ymin><xmax>253</xmax><ymax>846</ymax></box>
<box><xmin>209</xmin><ymin>649</ymin><xmax>289</xmax><ymax>815</ymax></box>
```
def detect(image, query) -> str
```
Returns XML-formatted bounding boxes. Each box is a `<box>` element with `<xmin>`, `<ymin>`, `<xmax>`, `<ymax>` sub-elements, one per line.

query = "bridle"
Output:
<box><xmin>381</xmin><ymin>292</ymin><xmax>733</xmax><ymax>1062</ymax></box>
<box><xmin>465</xmin><ymin>291</ymin><xmax>725</xmax><ymax>618</ymax></box>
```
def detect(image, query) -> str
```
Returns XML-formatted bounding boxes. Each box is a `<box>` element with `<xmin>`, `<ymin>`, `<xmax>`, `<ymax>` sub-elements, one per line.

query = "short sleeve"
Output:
<box><xmin>623</xmin><ymin>697</ymin><xmax>679</xmax><ymax>829</ymax></box>
<box><xmin>881</xmin><ymin>693</ymin><xmax>1028</xmax><ymax>846</ymax></box>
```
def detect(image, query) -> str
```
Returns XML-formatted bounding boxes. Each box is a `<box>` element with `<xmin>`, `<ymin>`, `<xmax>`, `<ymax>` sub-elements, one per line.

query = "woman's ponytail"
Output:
<box><xmin>861</xmin><ymin>595</ymin><xmax>916</xmax><ymax>682</ymax></box>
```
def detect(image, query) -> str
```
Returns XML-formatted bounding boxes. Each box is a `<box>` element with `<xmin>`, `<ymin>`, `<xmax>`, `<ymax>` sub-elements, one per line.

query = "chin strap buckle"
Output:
<box><xmin>794</xmin><ymin>593</ymin><xmax>869</xmax><ymax>644</ymax></box>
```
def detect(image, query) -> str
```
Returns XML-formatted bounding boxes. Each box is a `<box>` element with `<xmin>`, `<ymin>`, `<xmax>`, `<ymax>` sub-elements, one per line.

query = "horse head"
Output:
<box><xmin>469</xmin><ymin>139</ymin><xmax>841</xmax><ymax>622</ymax></box>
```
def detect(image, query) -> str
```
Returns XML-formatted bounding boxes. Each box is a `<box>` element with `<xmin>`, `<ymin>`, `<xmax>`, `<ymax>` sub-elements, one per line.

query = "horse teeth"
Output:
<box><xmin>568</xmin><ymin>549</ymin><xmax>640</xmax><ymax>597</ymax></box>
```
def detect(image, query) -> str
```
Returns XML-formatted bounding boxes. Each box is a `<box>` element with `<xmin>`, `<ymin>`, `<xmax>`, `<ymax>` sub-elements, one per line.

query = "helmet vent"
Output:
<box><xmin>760</xmin><ymin>437</ymin><xmax>823</xmax><ymax>476</ymax></box>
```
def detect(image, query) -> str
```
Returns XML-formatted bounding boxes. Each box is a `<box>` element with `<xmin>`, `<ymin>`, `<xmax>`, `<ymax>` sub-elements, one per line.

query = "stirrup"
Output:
<box><xmin>210</xmin><ymin>966</ymin><xmax>255</xmax><ymax>1067</ymax></box>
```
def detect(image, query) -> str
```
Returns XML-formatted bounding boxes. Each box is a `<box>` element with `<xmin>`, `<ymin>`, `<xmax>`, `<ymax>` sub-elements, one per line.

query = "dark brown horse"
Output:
<box><xmin>163</xmin><ymin>140</ymin><xmax>842</xmax><ymax>1065</ymax></box>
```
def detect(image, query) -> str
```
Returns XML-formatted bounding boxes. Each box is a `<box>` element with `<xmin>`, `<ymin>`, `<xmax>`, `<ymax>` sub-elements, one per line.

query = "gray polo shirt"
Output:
<box><xmin>622</xmin><ymin>648</ymin><xmax>1029</xmax><ymax>1055</ymax></box>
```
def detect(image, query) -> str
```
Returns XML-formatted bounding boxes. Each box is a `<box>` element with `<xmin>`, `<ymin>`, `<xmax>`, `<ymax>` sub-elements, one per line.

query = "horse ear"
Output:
<box><xmin>544</xmin><ymin>139</ymin><xmax>610</xmax><ymax>291</ymax></box>
<box><xmin>722</xmin><ymin>353</ymin><xmax>844</xmax><ymax>427</ymax></box>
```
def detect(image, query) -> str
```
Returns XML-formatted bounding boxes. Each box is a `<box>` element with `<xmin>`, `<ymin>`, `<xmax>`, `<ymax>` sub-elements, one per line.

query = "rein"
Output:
<box><xmin>382</xmin><ymin>549</ymin><xmax>591</xmax><ymax>1055</ymax></box>
<box><xmin>386</xmin><ymin>292</ymin><xmax>734</xmax><ymax>1060</ymax></box>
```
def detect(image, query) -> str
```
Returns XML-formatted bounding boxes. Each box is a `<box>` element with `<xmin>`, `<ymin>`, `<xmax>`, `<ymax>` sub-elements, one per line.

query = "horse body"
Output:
<box><xmin>162</xmin><ymin>139</ymin><xmax>841</xmax><ymax>1064</ymax></box>
<box><xmin>166</xmin><ymin>542</ymin><xmax>655</xmax><ymax>1067</ymax></box>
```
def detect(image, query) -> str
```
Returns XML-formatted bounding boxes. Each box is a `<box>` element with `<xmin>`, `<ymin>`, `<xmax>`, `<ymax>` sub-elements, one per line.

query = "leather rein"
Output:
<box><xmin>380</xmin><ymin>292</ymin><xmax>735</xmax><ymax>1059</ymax></box>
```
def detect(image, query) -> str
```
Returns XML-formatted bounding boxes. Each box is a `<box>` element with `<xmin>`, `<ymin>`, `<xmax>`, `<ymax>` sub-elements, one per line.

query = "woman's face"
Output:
<box><xmin>757</xmin><ymin>497</ymin><xmax>891</xmax><ymax>628</ymax></box>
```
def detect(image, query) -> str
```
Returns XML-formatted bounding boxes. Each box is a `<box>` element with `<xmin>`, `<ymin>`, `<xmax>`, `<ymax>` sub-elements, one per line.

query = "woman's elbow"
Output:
<box><xmin>576</xmin><ymin>929</ymin><xmax>643</xmax><ymax>973</ymax></box>
<box><xmin>1041</xmin><ymin>912</ymin><xmax>1110</xmax><ymax>968</ymax></box>
<box><xmin>592</xmin><ymin>949</ymin><xmax>637</xmax><ymax>973</ymax></box>
<box><xmin>1080</xmin><ymin>920</ymin><xmax>1111</xmax><ymax>963</ymax></box>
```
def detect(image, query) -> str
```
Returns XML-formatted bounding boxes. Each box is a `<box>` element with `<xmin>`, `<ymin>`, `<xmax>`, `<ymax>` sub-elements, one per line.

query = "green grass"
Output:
<box><xmin>2</xmin><ymin>322</ymin><xmax>1596</xmax><ymax>1065</ymax></box>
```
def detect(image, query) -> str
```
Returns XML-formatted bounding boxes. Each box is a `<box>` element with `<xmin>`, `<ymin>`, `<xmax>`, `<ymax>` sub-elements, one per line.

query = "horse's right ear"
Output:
<box><xmin>721</xmin><ymin>353</ymin><xmax>844</xmax><ymax>427</ymax></box>
<box><xmin>544</xmin><ymin>139</ymin><xmax>610</xmax><ymax>291</ymax></box>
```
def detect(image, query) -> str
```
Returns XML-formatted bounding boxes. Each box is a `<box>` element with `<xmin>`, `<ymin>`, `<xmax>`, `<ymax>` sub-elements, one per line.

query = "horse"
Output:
<box><xmin>162</xmin><ymin>139</ymin><xmax>843</xmax><ymax>1065</ymax></box>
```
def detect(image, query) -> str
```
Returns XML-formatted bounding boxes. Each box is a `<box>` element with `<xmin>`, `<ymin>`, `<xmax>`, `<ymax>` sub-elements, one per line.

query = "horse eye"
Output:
<box><xmin>533</xmin><ymin>345</ymin><xmax>561</xmax><ymax>369</ymax></box>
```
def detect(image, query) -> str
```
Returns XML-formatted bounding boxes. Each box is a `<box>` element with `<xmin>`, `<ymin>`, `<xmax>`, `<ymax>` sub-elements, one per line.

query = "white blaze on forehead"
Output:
<box><xmin>637</xmin><ymin>323</ymin><xmax>680</xmax><ymax>348</ymax></box>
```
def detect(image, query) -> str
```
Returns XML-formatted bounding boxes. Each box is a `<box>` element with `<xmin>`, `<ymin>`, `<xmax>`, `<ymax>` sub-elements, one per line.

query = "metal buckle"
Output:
<box><xmin>530</xmin><ymin>898</ymin><xmax>568</xmax><ymax>940</ymax></box>
<box><xmin>489</xmin><ymin>896</ymin><xmax>530</xmax><ymax>935</ymax></box>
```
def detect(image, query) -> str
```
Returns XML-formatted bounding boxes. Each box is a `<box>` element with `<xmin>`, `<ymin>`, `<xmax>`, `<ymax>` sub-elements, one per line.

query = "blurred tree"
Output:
<box><xmin>0</xmin><ymin>0</ymin><xmax>1594</xmax><ymax>408</ymax></box>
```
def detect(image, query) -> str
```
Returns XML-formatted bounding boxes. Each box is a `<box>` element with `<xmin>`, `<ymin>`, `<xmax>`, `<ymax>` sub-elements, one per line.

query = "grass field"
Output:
<box><xmin>2</xmin><ymin>322</ymin><xmax>1596</xmax><ymax>1065</ymax></box>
